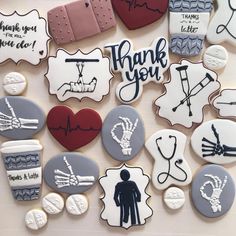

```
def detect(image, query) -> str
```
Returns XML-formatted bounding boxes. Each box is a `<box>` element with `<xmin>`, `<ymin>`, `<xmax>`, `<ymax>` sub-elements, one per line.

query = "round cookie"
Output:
<box><xmin>25</xmin><ymin>209</ymin><xmax>47</xmax><ymax>230</ymax></box>
<box><xmin>164</xmin><ymin>187</ymin><xmax>185</xmax><ymax>210</ymax></box>
<box><xmin>3</xmin><ymin>72</ymin><xmax>27</xmax><ymax>95</ymax></box>
<box><xmin>102</xmin><ymin>105</ymin><xmax>145</xmax><ymax>161</ymax></box>
<box><xmin>191</xmin><ymin>164</ymin><xmax>235</xmax><ymax>218</ymax></box>
<box><xmin>203</xmin><ymin>45</ymin><xmax>228</xmax><ymax>70</ymax></box>
<box><xmin>66</xmin><ymin>194</ymin><xmax>89</xmax><ymax>216</ymax></box>
<box><xmin>42</xmin><ymin>192</ymin><xmax>64</xmax><ymax>215</ymax></box>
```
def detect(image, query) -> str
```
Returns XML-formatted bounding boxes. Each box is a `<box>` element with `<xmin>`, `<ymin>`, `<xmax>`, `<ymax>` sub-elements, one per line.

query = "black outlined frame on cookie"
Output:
<box><xmin>99</xmin><ymin>163</ymin><xmax>153</xmax><ymax>230</ymax></box>
<box><xmin>45</xmin><ymin>48</ymin><xmax>114</xmax><ymax>102</ymax></box>
<box><xmin>0</xmin><ymin>9</ymin><xmax>51</xmax><ymax>66</ymax></box>
<box><xmin>155</xmin><ymin>59</ymin><xmax>221</xmax><ymax>128</ymax></box>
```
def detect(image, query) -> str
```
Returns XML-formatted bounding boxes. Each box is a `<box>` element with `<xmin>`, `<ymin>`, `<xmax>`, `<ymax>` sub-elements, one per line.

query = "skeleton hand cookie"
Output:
<box><xmin>191</xmin><ymin>164</ymin><xmax>235</xmax><ymax>218</ymax></box>
<box><xmin>155</xmin><ymin>60</ymin><xmax>220</xmax><ymax>128</ymax></box>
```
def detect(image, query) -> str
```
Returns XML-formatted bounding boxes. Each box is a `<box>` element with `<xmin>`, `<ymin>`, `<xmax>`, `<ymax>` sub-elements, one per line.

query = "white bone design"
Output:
<box><xmin>111</xmin><ymin>117</ymin><xmax>138</xmax><ymax>155</ymax></box>
<box><xmin>200</xmin><ymin>174</ymin><xmax>227</xmax><ymax>213</ymax></box>
<box><xmin>0</xmin><ymin>98</ymin><xmax>39</xmax><ymax>131</ymax></box>
<box><xmin>54</xmin><ymin>156</ymin><xmax>95</xmax><ymax>188</ymax></box>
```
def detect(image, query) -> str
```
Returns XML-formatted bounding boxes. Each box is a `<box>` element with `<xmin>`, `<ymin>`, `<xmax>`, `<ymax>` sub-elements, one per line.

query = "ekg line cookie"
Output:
<box><xmin>48</xmin><ymin>0</ymin><xmax>116</xmax><ymax>45</ymax></box>
<box><xmin>169</xmin><ymin>0</ymin><xmax>213</xmax><ymax>56</ymax></box>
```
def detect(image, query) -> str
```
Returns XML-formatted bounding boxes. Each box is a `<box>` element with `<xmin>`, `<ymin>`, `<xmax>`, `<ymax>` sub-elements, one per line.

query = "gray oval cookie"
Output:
<box><xmin>102</xmin><ymin>105</ymin><xmax>145</xmax><ymax>161</ymax></box>
<box><xmin>0</xmin><ymin>96</ymin><xmax>45</xmax><ymax>139</ymax></box>
<box><xmin>191</xmin><ymin>164</ymin><xmax>235</xmax><ymax>218</ymax></box>
<box><xmin>44</xmin><ymin>152</ymin><xmax>99</xmax><ymax>194</ymax></box>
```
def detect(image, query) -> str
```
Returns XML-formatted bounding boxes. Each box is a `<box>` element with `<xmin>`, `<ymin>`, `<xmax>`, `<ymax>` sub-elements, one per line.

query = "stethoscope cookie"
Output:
<box><xmin>169</xmin><ymin>0</ymin><xmax>213</xmax><ymax>56</ymax></box>
<box><xmin>111</xmin><ymin>0</ymin><xmax>168</xmax><ymax>30</ymax></box>
<box><xmin>105</xmin><ymin>37</ymin><xmax>169</xmax><ymax>104</ymax></box>
<box><xmin>0</xmin><ymin>96</ymin><xmax>45</xmax><ymax>139</ymax></box>
<box><xmin>212</xmin><ymin>89</ymin><xmax>236</xmax><ymax>118</ymax></box>
<box><xmin>44</xmin><ymin>152</ymin><xmax>99</xmax><ymax>194</ymax></box>
<box><xmin>191</xmin><ymin>164</ymin><xmax>235</xmax><ymax>218</ymax></box>
<box><xmin>99</xmin><ymin>164</ymin><xmax>153</xmax><ymax>229</ymax></box>
<box><xmin>101</xmin><ymin>105</ymin><xmax>144</xmax><ymax>162</ymax></box>
<box><xmin>47</xmin><ymin>106</ymin><xmax>102</xmax><ymax>151</ymax></box>
<box><xmin>0</xmin><ymin>10</ymin><xmax>50</xmax><ymax>65</ymax></box>
<box><xmin>0</xmin><ymin>139</ymin><xmax>43</xmax><ymax>201</ymax></box>
<box><xmin>191</xmin><ymin>119</ymin><xmax>236</xmax><ymax>165</ymax></box>
<box><xmin>145</xmin><ymin>129</ymin><xmax>192</xmax><ymax>190</ymax></box>
<box><xmin>46</xmin><ymin>48</ymin><xmax>113</xmax><ymax>102</ymax></box>
<box><xmin>155</xmin><ymin>59</ymin><xmax>220</xmax><ymax>128</ymax></box>
<box><xmin>207</xmin><ymin>0</ymin><xmax>236</xmax><ymax>46</ymax></box>
<box><xmin>3</xmin><ymin>72</ymin><xmax>27</xmax><ymax>95</ymax></box>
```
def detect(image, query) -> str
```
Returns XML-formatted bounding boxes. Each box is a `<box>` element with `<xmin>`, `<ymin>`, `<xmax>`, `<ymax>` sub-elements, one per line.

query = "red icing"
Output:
<box><xmin>47</xmin><ymin>106</ymin><xmax>102</xmax><ymax>151</ymax></box>
<box><xmin>112</xmin><ymin>0</ymin><xmax>168</xmax><ymax>30</ymax></box>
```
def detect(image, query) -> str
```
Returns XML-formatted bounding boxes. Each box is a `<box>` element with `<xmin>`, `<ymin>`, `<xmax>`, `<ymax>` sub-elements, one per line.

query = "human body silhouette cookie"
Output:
<box><xmin>169</xmin><ymin>0</ymin><xmax>213</xmax><ymax>56</ymax></box>
<box><xmin>102</xmin><ymin>105</ymin><xmax>145</xmax><ymax>161</ymax></box>
<box><xmin>207</xmin><ymin>0</ymin><xmax>236</xmax><ymax>46</ymax></box>
<box><xmin>191</xmin><ymin>164</ymin><xmax>235</xmax><ymax>218</ymax></box>
<box><xmin>105</xmin><ymin>38</ymin><xmax>169</xmax><ymax>104</ymax></box>
<box><xmin>212</xmin><ymin>89</ymin><xmax>236</xmax><ymax>118</ymax></box>
<box><xmin>111</xmin><ymin>0</ymin><xmax>168</xmax><ymax>30</ymax></box>
<box><xmin>145</xmin><ymin>129</ymin><xmax>192</xmax><ymax>190</ymax></box>
<box><xmin>46</xmin><ymin>48</ymin><xmax>113</xmax><ymax>102</ymax></box>
<box><xmin>191</xmin><ymin>119</ymin><xmax>236</xmax><ymax>165</ymax></box>
<box><xmin>99</xmin><ymin>164</ymin><xmax>153</xmax><ymax>229</ymax></box>
<box><xmin>155</xmin><ymin>60</ymin><xmax>220</xmax><ymax>128</ymax></box>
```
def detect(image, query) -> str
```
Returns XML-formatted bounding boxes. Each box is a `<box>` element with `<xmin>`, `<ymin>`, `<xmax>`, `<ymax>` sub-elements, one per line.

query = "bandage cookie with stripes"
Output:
<box><xmin>169</xmin><ymin>0</ymin><xmax>213</xmax><ymax>56</ymax></box>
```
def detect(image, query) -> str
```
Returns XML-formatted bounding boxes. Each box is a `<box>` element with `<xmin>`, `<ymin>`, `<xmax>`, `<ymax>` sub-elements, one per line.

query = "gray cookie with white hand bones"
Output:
<box><xmin>101</xmin><ymin>105</ymin><xmax>145</xmax><ymax>161</ymax></box>
<box><xmin>191</xmin><ymin>164</ymin><xmax>235</xmax><ymax>218</ymax></box>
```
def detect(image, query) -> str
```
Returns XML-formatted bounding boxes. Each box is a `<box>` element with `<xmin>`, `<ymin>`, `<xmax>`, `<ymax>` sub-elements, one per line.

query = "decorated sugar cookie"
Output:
<box><xmin>169</xmin><ymin>0</ymin><xmax>213</xmax><ymax>56</ymax></box>
<box><xmin>102</xmin><ymin>105</ymin><xmax>144</xmax><ymax>162</ymax></box>
<box><xmin>164</xmin><ymin>187</ymin><xmax>185</xmax><ymax>210</ymax></box>
<box><xmin>111</xmin><ymin>0</ymin><xmax>168</xmax><ymax>30</ymax></box>
<box><xmin>0</xmin><ymin>10</ymin><xmax>50</xmax><ymax>65</ymax></box>
<box><xmin>44</xmin><ymin>153</ymin><xmax>99</xmax><ymax>194</ymax></box>
<box><xmin>155</xmin><ymin>60</ymin><xmax>220</xmax><ymax>128</ymax></box>
<box><xmin>0</xmin><ymin>96</ymin><xmax>45</xmax><ymax>139</ymax></box>
<box><xmin>3</xmin><ymin>72</ymin><xmax>27</xmax><ymax>95</ymax></box>
<box><xmin>191</xmin><ymin>119</ymin><xmax>236</xmax><ymax>165</ymax></box>
<box><xmin>47</xmin><ymin>106</ymin><xmax>102</xmax><ymax>151</ymax></box>
<box><xmin>207</xmin><ymin>0</ymin><xmax>236</xmax><ymax>46</ymax></box>
<box><xmin>48</xmin><ymin>0</ymin><xmax>116</xmax><ymax>45</ymax></box>
<box><xmin>145</xmin><ymin>129</ymin><xmax>192</xmax><ymax>190</ymax></box>
<box><xmin>66</xmin><ymin>194</ymin><xmax>89</xmax><ymax>216</ymax></box>
<box><xmin>203</xmin><ymin>45</ymin><xmax>228</xmax><ymax>71</ymax></box>
<box><xmin>191</xmin><ymin>164</ymin><xmax>235</xmax><ymax>218</ymax></box>
<box><xmin>99</xmin><ymin>164</ymin><xmax>153</xmax><ymax>229</ymax></box>
<box><xmin>46</xmin><ymin>48</ymin><xmax>113</xmax><ymax>102</ymax></box>
<box><xmin>25</xmin><ymin>209</ymin><xmax>47</xmax><ymax>230</ymax></box>
<box><xmin>212</xmin><ymin>89</ymin><xmax>236</xmax><ymax>118</ymax></box>
<box><xmin>105</xmin><ymin>37</ymin><xmax>169</xmax><ymax>104</ymax></box>
<box><xmin>0</xmin><ymin>139</ymin><xmax>43</xmax><ymax>201</ymax></box>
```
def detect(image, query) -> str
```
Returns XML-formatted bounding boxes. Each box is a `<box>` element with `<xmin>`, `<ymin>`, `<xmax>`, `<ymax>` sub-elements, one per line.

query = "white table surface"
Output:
<box><xmin>1</xmin><ymin>1</ymin><xmax>236</xmax><ymax>235</ymax></box>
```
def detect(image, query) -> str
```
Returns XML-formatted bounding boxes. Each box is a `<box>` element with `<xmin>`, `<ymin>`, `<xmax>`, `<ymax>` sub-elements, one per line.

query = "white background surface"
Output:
<box><xmin>1</xmin><ymin>0</ymin><xmax>236</xmax><ymax>235</ymax></box>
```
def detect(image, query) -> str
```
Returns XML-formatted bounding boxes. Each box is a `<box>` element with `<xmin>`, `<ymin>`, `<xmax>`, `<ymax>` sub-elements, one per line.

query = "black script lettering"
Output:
<box><xmin>0</xmin><ymin>39</ymin><xmax>15</xmax><ymax>48</ymax></box>
<box><xmin>0</xmin><ymin>21</ymin><xmax>20</xmax><ymax>32</ymax></box>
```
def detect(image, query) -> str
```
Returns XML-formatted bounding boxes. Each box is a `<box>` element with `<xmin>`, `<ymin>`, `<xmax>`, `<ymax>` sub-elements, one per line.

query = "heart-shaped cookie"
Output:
<box><xmin>47</xmin><ymin>106</ymin><xmax>102</xmax><ymax>151</ymax></box>
<box><xmin>112</xmin><ymin>0</ymin><xmax>168</xmax><ymax>30</ymax></box>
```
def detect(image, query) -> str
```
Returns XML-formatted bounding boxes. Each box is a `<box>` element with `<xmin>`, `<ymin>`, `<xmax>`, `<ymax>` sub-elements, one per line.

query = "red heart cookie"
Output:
<box><xmin>112</xmin><ymin>0</ymin><xmax>168</xmax><ymax>30</ymax></box>
<box><xmin>47</xmin><ymin>106</ymin><xmax>102</xmax><ymax>151</ymax></box>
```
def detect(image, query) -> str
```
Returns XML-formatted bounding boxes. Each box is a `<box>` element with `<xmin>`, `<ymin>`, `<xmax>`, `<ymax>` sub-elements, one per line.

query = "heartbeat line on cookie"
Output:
<box><xmin>122</xmin><ymin>0</ymin><xmax>164</xmax><ymax>13</ymax></box>
<box><xmin>49</xmin><ymin>116</ymin><xmax>101</xmax><ymax>136</ymax></box>
<box><xmin>217</xmin><ymin>101</ymin><xmax>236</xmax><ymax>105</ymax></box>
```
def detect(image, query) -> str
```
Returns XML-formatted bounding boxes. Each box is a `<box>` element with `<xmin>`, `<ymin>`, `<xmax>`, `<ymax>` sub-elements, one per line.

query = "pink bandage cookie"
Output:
<box><xmin>48</xmin><ymin>0</ymin><xmax>116</xmax><ymax>45</ymax></box>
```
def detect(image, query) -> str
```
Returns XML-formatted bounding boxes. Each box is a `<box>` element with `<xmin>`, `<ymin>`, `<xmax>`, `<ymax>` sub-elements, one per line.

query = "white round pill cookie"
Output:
<box><xmin>66</xmin><ymin>194</ymin><xmax>89</xmax><ymax>216</ymax></box>
<box><xmin>203</xmin><ymin>45</ymin><xmax>228</xmax><ymax>70</ymax></box>
<box><xmin>3</xmin><ymin>72</ymin><xmax>27</xmax><ymax>95</ymax></box>
<box><xmin>25</xmin><ymin>209</ymin><xmax>47</xmax><ymax>230</ymax></box>
<box><xmin>42</xmin><ymin>192</ymin><xmax>65</xmax><ymax>215</ymax></box>
<box><xmin>164</xmin><ymin>187</ymin><xmax>185</xmax><ymax>210</ymax></box>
